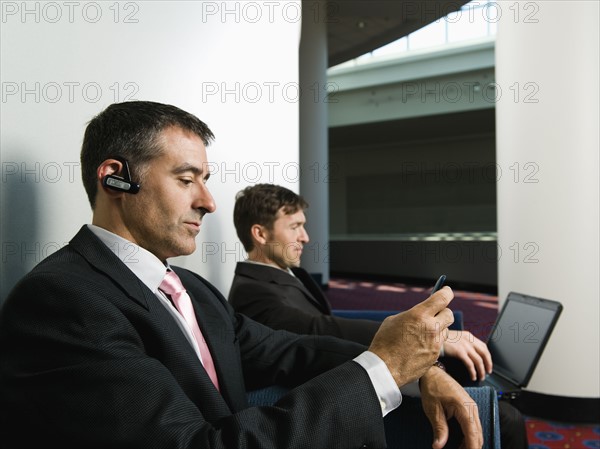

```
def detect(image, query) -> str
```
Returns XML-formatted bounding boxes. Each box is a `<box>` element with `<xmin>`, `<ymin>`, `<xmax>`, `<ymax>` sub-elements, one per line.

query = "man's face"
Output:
<box><xmin>120</xmin><ymin>126</ymin><xmax>215</xmax><ymax>262</ymax></box>
<box><xmin>262</xmin><ymin>208</ymin><xmax>309</xmax><ymax>270</ymax></box>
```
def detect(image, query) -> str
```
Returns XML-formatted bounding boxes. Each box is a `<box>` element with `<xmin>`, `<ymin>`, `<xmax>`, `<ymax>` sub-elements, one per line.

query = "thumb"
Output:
<box><xmin>431</xmin><ymin>415</ymin><xmax>449</xmax><ymax>449</ymax></box>
<box><xmin>424</xmin><ymin>401</ymin><xmax>449</xmax><ymax>449</ymax></box>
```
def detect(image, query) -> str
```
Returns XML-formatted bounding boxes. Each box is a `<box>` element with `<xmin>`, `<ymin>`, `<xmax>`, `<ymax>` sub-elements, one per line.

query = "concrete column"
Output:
<box><xmin>299</xmin><ymin>0</ymin><xmax>329</xmax><ymax>285</ymax></box>
<box><xmin>496</xmin><ymin>1</ymin><xmax>599</xmax><ymax>397</ymax></box>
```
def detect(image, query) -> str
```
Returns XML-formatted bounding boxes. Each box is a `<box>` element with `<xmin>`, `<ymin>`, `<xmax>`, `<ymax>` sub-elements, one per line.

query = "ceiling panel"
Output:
<box><xmin>326</xmin><ymin>0</ymin><xmax>469</xmax><ymax>66</ymax></box>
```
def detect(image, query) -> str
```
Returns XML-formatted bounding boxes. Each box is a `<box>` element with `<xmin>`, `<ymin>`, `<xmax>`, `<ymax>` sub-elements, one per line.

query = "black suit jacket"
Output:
<box><xmin>0</xmin><ymin>226</ymin><xmax>385</xmax><ymax>449</ymax></box>
<box><xmin>229</xmin><ymin>263</ymin><xmax>380</xmax><ymax>346</ymax></box>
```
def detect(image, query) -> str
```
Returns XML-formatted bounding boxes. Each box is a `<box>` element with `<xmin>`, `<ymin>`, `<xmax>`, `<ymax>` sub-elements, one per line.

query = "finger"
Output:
<box><xmin>417</xmin><ymin>286</ymin><xmax>454</xmax><ymax>315</ymax></box>
<box><xmin>467</xmin><ymin>342</ymin><xmax>492</xmax><ymax>380</ymax></box>
<box><xmin>455</xmin><ymin>402</ymin><xmax>483</xmax><ymax>449</ymax></box>
<box><xmin>436</xmin><ymin>308</ymin><xmax>455</xmax><ymax>329</ymax></box>
<box><xmin>460</xmin><ymin>346</ymin><xmax>485</xmax><ymax>382</ymax></box>
<box><xmin>461</xmin><ymin>354</ymin><xmax>478</xmax><ymax>382</ymax></box>
<box><xmin>432</xmin><ymin>418</ymin><xmax>449</xmax><ymax>449</ymax></box>
<box><xmin>424</xmin><ymin>309</ymin><xmax>454</xmax><ymax>342</ymax></box>
<box><xmin>428</xmin><ymin>309</ymin><xmax>454</xmax><ymax>340</ymax></box>
<box><xmin>477</xmin><ymin>342</ymin><xmax>493</xmax><ymax>374</ymax></box>
<box><xmin>471</xmin><ymin>353</ymin><xmax>486</xmax><ymax>382</ymax></box>
<box><xmin>424</xmin><ymin>403</ymin><xmax>449</xmax><ymax>449</ymax></box>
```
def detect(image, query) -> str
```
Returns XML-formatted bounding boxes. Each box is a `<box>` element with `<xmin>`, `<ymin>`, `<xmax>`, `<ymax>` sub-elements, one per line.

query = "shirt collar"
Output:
<box><xmin>242</xmin><ymin>259</ymin><xmax>295</xmax><ymax>276</ymax></box>
<box><xmin>87</xmin><ymin>224</ymin><xmax>169</xmax><ymax>293</ymax></box>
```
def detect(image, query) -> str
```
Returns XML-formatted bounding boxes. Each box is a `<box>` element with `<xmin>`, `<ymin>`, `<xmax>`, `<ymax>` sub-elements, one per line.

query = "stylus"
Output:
<box><xmin>430</xmin><ymin>275</ymin><xmax>446</xmax><ymax>295</ymax></box>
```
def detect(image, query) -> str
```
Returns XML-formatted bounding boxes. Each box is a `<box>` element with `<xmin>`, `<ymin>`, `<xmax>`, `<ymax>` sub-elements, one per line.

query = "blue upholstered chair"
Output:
<box><xmin>247</xmin><ymin>384</ymin><xmax>500</xmax><ymax>449</ymax></box>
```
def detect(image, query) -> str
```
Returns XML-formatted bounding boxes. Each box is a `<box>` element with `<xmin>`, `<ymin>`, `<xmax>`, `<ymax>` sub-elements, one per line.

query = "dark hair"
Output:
<box><xmin>81</xmin><ymin>101</ymin><xmax>215</xmax><ymax>208</ymax></box>
<box><xmin>234</xmin><ymin>184</ymin><xmax>308</xmax><ymax>252</ymax></box>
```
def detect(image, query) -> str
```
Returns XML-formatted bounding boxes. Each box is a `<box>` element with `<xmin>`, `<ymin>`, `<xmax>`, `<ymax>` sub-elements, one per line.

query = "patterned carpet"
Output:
<box><xmin>526</xmin><ymin>419</ymin><xmax>600</xmax><ymax>449</ymax></box>
<box><xmin>325</xmin><ymin>276</ymin><xmax>600</xmax><ymax>449</ymax></box>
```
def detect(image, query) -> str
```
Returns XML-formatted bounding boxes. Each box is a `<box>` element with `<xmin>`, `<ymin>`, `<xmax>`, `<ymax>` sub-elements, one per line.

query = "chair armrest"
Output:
<box><xmin>464</xmin><ymin>386</ymin><xmax>501</xmax><ymax>449</ymax></box>
<box><xmin>332</xmin><ymin>309</ymin><xmax>464</xmax><ymax>330</ymax></box>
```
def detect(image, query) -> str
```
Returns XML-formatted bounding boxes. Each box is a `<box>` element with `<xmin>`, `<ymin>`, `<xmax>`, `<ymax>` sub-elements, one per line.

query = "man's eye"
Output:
<box><xmin>180</xmin><ymin>179</ymin><xmax>193</xmax><ymax>186</ymax></box>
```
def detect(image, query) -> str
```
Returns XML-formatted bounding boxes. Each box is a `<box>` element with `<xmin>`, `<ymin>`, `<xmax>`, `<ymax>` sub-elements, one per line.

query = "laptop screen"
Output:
<box><xmin>487</xmin><ymin>292</ymin><xmax>562</xmax><ymax>387</ymax></box>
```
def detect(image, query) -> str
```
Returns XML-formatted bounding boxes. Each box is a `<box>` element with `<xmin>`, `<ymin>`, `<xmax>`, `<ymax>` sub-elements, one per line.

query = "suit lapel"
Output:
<box><xmin>291</xmin><ymin>267</ymin><xmax>332</xmax><ymax>314</ymax></box>
<box><xmin>289</xmin><ymin>274</ymin><xmax>329</xmax><ymax>312</ymax></box>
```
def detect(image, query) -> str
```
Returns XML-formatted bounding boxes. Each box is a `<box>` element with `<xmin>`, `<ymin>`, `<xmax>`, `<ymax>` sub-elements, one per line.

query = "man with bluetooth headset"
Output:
<box><xmin>0</xmin><ymin>101</ymin><xmax>483</xmax><ymax>449</ymax></box>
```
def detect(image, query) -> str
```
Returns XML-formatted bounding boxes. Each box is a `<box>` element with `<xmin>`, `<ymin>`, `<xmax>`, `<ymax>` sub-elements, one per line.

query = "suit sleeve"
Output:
<box><xmin>230</xmin><ymin>277</ymin><xmax>381</xmax><ymax>346</ymax></box>
<box><xmin>0</xmin><ymin>269</ymin><xmax>387</xmax><ymax>449</ymax></box>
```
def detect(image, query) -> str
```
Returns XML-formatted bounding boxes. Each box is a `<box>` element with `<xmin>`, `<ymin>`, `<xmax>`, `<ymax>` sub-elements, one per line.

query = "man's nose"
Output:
<box><xmin>195</xmin><ymin>183</ymin><xmax>216</xmax><ymax>213</ymax></box>
<box><xmin>300</xmin><ymin>228</ymin><xmax>309</xmax><ymax>243</ymax></box>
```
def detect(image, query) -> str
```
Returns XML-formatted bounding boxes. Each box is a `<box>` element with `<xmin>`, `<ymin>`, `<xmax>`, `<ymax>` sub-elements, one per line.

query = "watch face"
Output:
<box><xmin>433</xmin><ymin>360</ymin><xmax>446</xmax><ymax>371</ymax></box>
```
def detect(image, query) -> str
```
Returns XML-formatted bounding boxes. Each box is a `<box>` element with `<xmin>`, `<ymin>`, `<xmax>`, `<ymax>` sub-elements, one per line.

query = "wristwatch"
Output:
<box><xmin>432</xmin><ymin>360</ymin><xmax>446</xmax><ymax>371</ymax></box>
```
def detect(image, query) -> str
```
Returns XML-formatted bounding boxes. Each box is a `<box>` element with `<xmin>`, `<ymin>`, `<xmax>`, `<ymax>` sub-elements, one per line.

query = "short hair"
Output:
<box><xmin>234</xmin><ymin>184</ymin><xmax>308</xmax><ymax>252</ymax></box>
<box><xmin>81</xmin><ymin>101</ymin><xmax>215</xmax><ymax>208</ymax></box>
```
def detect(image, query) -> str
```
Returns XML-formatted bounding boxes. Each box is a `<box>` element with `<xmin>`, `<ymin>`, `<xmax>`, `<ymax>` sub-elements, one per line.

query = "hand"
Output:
<box><xmin>420</xmin><ymin>366</ymin><xmax>483</xmax><ymax>449</ymax></box>
<box><xmin>369</xmin><ymin>287</ymin><xmax>454</xmax><ymax>387</ymax></box>
<box><xmin>443</xmin><ymin>330</ymin><xmax>493</xmax><ymax>381</ymax></box>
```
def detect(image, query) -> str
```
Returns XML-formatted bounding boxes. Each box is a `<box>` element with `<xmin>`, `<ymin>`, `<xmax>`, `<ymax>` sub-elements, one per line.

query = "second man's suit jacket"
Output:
<box><xmin>0</xmin><ymin>226</ymin><xmax>386</xmax><ymax>449</ymax></box>
<box><xmin>229</xmin><ymin>262</ymin><xmax>380</xmax><ymax>346</ymax></box>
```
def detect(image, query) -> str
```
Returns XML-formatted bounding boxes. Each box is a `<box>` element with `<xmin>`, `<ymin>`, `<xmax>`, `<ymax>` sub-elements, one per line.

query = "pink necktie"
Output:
<box><xmin>160</xmin><ymin>270</ymin><xmax>220</xmax><ymax>391</ymax></box>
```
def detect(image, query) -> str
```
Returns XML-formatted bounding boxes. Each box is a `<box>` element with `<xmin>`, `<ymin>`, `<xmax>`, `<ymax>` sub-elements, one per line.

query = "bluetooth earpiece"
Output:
<box><xmin>102</xmin><ymin>157</ymin><xmax>140</xmax><ymax>194</ymax></box>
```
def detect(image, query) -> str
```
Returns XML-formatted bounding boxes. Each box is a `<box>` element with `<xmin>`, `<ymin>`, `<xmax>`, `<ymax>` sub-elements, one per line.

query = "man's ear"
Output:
<box><xmin>97</xmin><ymin>159</ymin><xmax>126</xmax><ymax>198</ymax></box>
<box><xmin>250</xmin><ymin>224</ymin><xmax>269</xmax><ymax>246</ymax></box>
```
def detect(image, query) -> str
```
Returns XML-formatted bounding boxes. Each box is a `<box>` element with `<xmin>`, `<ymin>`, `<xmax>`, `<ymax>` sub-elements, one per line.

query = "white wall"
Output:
<box><xmin>1</xmin><ymin>1</ymin><xmax>301</xmax><ymax>299</ymax></box>
<box><xmin>496</xmin><ymin>1</ymin><xmax>599</xmax><ymax>397</ymax></box>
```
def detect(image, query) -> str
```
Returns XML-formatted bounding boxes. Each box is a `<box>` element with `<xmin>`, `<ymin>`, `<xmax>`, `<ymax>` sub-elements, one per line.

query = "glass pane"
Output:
<box><xmin>447</xmin><ymin>2</ymin><xmax>494</xmax><ymax>43</ymax></box>
<box><xmin>408</xmin><ymin>20</ymin><xmax>446</xmax><ymax>50</ymax></box>
<box><xmin>372</xmin><ymin>37</ymin><xmax>408</xmax><ymax>57</ymax></box>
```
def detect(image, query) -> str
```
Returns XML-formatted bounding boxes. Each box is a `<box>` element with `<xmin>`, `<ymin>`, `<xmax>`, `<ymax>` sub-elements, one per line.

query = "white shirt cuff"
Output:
<box><xmin>353</xmin><ymin>351</ymin><xmax>402</xmax><ymax>417</ymax></box>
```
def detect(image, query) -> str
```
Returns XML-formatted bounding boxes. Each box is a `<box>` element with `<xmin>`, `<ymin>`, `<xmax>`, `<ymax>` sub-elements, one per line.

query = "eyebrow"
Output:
<box><xmin>172</xmin><ymin>163</ymin><xmax>211</xmax><ymax>181</ymax></box>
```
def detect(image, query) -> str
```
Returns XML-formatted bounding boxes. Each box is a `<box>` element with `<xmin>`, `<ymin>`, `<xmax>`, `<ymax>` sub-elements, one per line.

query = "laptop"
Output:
<box><xmin>480</xmin><ymin>292</ymin><xmax>563</xmax><ymax>400</ymax></box>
